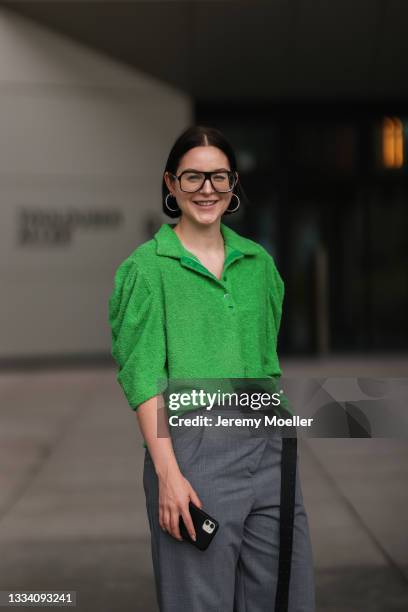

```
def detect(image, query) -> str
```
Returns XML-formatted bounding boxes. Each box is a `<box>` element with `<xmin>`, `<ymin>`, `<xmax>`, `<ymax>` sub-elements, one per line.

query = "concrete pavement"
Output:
<box><xmin>0</xmin><ymin>355</ymin><xmax>407</xmax><ymax>611</ymax></box>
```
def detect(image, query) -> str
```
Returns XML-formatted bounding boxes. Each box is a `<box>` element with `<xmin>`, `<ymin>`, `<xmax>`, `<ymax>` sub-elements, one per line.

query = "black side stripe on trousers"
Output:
<box><xmin>274</xmin><ymin>434</ymin><xmax>298</xmax><ymax>612</ymax></box>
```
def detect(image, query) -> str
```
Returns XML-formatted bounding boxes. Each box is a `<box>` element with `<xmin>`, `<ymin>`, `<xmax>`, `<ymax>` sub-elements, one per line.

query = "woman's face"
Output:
<box><xmin>164</xmin><ymin>146</ymin><xmax>237</xmax><ymax>226</ymax></box>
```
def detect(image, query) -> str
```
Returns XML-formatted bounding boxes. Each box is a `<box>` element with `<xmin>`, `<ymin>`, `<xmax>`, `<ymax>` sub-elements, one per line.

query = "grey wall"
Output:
<box><xmin>0</xmin><ymin>9</ymin><xmax>192</xmax><ymax>358</ymax></box>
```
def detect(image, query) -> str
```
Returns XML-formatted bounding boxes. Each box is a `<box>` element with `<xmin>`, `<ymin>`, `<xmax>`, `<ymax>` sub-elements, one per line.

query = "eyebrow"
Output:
<box><xmin>180</xmin><ymin>168</ymin><xmax>231</xmax><ymax>173</ymax></box>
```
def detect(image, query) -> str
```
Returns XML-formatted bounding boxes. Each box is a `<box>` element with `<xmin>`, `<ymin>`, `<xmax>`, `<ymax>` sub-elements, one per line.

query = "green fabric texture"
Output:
<box><xmin>108</xmin><ymin>222</ymin><xmax>291</xmax><ymax>448</ymax></box>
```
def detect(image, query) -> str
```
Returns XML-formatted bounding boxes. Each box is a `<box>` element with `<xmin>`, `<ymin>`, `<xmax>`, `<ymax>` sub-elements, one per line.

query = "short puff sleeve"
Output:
<box><xmin>265</xmin><ymin>253</ymin><xmax>285</xmax><ymax>375</ymax></box>
<box><xmin>108</xmin><ymin>258</ymin><xmax>168</xmax><ymax>411</ymax></box>
<box><xmin>264</xmin><ymin>255</ymin><xmax>293</xmax><ymax>416</ymax></box>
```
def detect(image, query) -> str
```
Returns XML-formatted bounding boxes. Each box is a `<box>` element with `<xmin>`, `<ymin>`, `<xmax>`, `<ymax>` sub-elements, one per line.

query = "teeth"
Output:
<box><xmin>195</xmin><ymin>201</ymin><xmax>216</xmax><ymax>206</ymax></box>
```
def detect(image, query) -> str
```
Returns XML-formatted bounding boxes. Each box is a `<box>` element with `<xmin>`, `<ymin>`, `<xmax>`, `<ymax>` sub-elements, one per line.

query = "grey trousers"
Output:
<box><xmin>143</xmin><ymin>410</ymin><xmax>315</xmax><ymax>612</ymax></box>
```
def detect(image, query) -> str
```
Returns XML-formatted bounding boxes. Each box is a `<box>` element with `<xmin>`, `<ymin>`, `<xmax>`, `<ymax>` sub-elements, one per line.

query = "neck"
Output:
<box><xmin>173</xmin><ymin>217</ymin><xmax>224</xmax><ymax>253</ymax></box>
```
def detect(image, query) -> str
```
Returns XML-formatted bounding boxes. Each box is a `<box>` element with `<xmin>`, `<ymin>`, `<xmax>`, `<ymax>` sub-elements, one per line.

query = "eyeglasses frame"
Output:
<box><xmin>169</xmin><ymin>170</ymin><xmax>238</xmax><ymax>193</ymax></box>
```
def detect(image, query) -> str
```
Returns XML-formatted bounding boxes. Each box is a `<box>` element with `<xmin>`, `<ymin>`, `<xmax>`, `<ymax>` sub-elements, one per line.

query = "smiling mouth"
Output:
<box><xmin>193</xmin><ymin>200</ymin><xmax>218</xmax><ymax>207</ymax></box>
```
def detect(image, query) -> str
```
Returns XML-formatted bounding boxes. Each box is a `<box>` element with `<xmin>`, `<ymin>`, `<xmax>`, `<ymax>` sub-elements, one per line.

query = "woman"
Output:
<box><xmin>108</xmin><ymin>126</ymin><xmax>315</xmax><ymax>611</ymax></box>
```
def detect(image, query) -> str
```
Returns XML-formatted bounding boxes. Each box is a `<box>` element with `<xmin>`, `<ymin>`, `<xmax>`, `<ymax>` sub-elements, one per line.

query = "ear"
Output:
<box><xmin>164</xmin><ymin>171</ymin><xmax>175</xmax><ymax>194</ymax></box>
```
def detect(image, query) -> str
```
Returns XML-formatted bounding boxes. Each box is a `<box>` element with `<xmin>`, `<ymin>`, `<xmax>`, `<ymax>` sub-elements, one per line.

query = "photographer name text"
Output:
<box><xmin>168</xmin><ymin>414</ymin><xmax>313</xmax><ymax>429</ymax></box>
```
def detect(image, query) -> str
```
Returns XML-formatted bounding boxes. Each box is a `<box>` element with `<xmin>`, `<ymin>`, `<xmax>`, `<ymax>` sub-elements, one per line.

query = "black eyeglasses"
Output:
<box><xmin>170</xmin><ymin>170</ymin><xmax>237</xmax><ymax>193</ymax></box>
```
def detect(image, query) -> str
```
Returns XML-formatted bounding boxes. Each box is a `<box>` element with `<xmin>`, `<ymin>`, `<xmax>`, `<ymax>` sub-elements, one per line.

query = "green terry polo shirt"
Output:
<box><xmin>108</xmin><ymin>222</ymin><xmax>290</xmax><ymax>447</ymax></box>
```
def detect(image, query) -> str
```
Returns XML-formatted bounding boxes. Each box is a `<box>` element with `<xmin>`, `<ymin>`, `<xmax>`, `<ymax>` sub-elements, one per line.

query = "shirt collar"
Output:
<box><xmin>154</xmin><ymin>222</ymin><xmax>259</xmax><ymax>258</ymax></box>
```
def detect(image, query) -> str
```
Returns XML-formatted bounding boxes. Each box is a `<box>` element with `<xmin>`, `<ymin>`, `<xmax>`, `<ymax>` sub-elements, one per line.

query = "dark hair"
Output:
<box><xmin>162</xmin><ymin>125</ymin><xmax>249</xmax><ymax>218</ymax></box>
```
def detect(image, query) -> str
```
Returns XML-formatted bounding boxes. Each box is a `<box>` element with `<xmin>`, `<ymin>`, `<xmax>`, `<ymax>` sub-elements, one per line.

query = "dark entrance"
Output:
<box><xmin>196</xmin><ymin>104</ymin><xmax>408</xmax><ymax>355</ymax></box>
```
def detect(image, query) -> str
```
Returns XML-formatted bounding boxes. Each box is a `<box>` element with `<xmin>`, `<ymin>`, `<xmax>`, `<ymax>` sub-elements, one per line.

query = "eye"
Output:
<box><xmin>213</xmin><ymin>173</ymin><xmax>227</xmax><ymax>182</ymax></box>
<box><xmin>184</xmin><ymin>172</ymin><xmax>203</xmax><ymax>182</ymax></box>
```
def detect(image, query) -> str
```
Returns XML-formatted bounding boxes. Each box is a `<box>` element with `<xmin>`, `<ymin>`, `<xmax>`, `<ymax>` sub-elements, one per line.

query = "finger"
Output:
<box><xmin>189</xmin><ymin>489</ymin><xmax>203</xmax><ymax>509</ymax></box>
<box><xmin>170</xmin><ymin>508</ymin><xmax>183</xmax><ymax>541</ymax></box>
<box><xmin>159</xmin><ymin>507</ymin><xmax>165</xmax><ymax>531</ymax></box>
<box><xmin>162</xmin><ymin>507</ymin><xmax>170</xmax><ymax>533</ymax></box>
<box><xmin>159</xmin><ymin>505</ymin><xmax>167</xmax><ymax>532</ymax></box>
<box><xmin>181</xmin><ymin>507</ymin><xmax>196</xmax><ymax>542</ymax></box>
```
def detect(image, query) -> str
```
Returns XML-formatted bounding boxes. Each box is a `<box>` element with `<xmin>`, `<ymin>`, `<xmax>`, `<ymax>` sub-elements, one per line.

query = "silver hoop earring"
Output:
<box><xmin>165</xmin><ymin>193</ymin><xmax>180</xmax><ymax>213</ymax></box>
<box><xmin>227</xmin><ymin>193</ymin><xmax>240</xmax><ymax>213</ymax></box>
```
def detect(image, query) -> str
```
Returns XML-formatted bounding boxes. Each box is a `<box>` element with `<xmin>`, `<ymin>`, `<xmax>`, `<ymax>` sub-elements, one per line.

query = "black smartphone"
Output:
<box><xmin>179</xmin><ymin>501</ymin><xmax>219</xmax><ymax>551</ymax></box>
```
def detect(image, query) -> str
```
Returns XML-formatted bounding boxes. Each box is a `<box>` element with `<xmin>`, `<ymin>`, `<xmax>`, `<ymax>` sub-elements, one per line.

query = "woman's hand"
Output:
<box><xmin>136</xmin><ymin>394</ymin><xmax>203</xmax><ymax>541</ymax></box>
<box><xmin>158</xmin><ymin>463</ymin><xmax>203</xmax><ymax>542</ymax></box>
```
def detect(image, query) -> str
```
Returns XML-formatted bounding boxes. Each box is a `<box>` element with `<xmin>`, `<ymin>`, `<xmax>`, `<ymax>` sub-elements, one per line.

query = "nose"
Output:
<box><xmin>200</xmin><ymin>177</ymin><xmax>215</xmax><ymax>194</ymax></box>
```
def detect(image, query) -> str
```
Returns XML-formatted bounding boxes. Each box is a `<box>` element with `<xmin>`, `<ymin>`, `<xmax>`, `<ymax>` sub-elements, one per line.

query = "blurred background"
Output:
<box><xmin>0</xmin><ymin>2</ymin><xmax>407</xmax><ymax>611</ymax></box>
